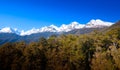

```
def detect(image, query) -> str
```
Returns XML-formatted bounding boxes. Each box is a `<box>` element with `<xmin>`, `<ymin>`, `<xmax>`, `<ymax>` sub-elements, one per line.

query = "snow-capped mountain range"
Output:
<box><xmin>0</xmin><ymin>19</ymin><xmax>114</xmax><ymax>36</ymax></box>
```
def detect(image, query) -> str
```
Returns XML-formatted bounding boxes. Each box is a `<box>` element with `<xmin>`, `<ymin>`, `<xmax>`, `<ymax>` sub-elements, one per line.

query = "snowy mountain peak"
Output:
<box><xmin>71</xmin><ymin>21</ymin><xmax>79</xmax><ymax>25</ymax></box>
<box><xmin>59</xmin><ymin>21</ymin><xmax>85</xmax><ymax>32</ymax></box>
<box><xmin>0</xmin><ymin>27</ymin><xmax>20</xmax><ymax>35</ymax></box>
<box><xmin>0</xmin><ymin>27</ymin><xmax>14</xmax><ymax>33</ymax></box>
<box><xmin>70</xmin><ymin>21</ymin><xmax>85</xmax><ymax>29</ymax></box>
<box><xmin>49</xmin><ymin>24</ymin><xmax>58</xmax><ymax>28</ymax></box>
<box><xmin>20</xmin><ymin>28</ymin><xmax>40</xmax><ymax>36</ymax></box>
<box><xmin>20</xmin><ymin>25</ymin><xmax>58</xmax><ymax>36</ymax></box>
<box><xmin>40</xmin><ymin>25</ymin><xmax>58</xmax><ymax>32</ymax></box>
<box><xmin>84</xmin><ymin>19</ymin><xmax>113</xmax><ymax>28</ymax></box>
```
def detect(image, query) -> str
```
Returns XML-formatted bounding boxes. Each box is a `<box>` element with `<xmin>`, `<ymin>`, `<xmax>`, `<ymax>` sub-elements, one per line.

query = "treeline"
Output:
<box><xmin>0</xmin><ymin>28</ymin><xmax>120</xmax><ymax>70</ymax></box>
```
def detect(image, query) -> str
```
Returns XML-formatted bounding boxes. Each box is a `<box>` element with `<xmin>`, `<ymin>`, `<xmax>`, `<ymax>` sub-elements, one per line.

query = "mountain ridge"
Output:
<box><xmin>0</xmin><ymin>19</ymin><xmax>114</xmax><ymax>36</ymax></box>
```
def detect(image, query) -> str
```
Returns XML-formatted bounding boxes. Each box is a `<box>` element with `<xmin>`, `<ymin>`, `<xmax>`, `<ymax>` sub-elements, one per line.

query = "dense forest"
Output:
<box><xmin>0</xmin><ymin>21</ymin><xmax>120</xmax><ymax>70</ymax></box>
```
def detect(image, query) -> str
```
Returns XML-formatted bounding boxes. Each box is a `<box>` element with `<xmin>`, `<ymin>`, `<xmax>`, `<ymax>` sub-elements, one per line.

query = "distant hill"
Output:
<box><xmin>101</xmin><ymin>21</ymin><xmax>120</xmax><ymax>33</ymax></box>
<box><xmin>0</xmin><ymin>32</ymin><xmax>58</xmax><ymax>45</ymax></box>
<box><xmin>108</xmin><ymin>21</ymin><xmax>120</xmax><ymax>29</ymax></box>
<box><xmin>0</xmin><ymin>33</ymin><xmax>20</xmax><ymax>45</ymax></box>
<box><xmin>65</xmin><ymin>28</ymin><xmax>105</xmax><ymax>35</ymax></box>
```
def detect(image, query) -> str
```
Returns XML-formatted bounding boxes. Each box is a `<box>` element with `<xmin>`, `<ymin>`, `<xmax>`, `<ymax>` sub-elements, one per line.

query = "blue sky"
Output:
<box><xmin>0</xmin><ymin>0</ymin><xmax>120</xmax><ymax>31</ymax></box>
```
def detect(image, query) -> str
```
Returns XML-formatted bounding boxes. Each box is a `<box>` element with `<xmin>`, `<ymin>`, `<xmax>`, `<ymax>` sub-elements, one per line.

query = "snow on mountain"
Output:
<box><xmin>84</xmin><ymin>19</ymin><xmax>113</xmax><ymax>28</ymax></box>
<box><xmin>13</xmin><ymin>28</ymin><xmax>20</xmax><ymax>35</ymax></box>
<box><xmin>40</xmin><ymin>25</ymin><xmax>58</xmax><ymax>32</ymax></box>
<box><xmin>20</xmin><ymin>28</ymin><xmax>40</xmax><ymax>36</ymax></box>
<box><xmin>59</xmin><ymin>21</ymin><xmax>85</xmax><ymax>32</ymax></box>
<box><xmin>0</xmin><ymin>27</ymin><xmax>13</xmax><ymax>33</ymax></box>
<box><xmin>20</xmin><ymin>22</ymin><xmax>85</xmax><ymax>35</ymax></box>
<box><xmin>0</xmin><ymin>27</ymin><xmax>20</xmax><ymax>34</ymax></box>
<box><xmin>0</xmin><ymin>19</ymin><xmax>114</xmax><ymax>36</ymax></box>
<box><xmin>20</xmin><ymin>25</ymin><xmax>58</xmax><ymax>36</ymax></box>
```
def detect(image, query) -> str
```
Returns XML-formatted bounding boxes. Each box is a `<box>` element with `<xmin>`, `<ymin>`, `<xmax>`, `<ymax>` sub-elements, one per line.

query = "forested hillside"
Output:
<box><xmin>0</xmin><ymin>21</ymin><xmax>120</xmax><ymax>70</ymax></box>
